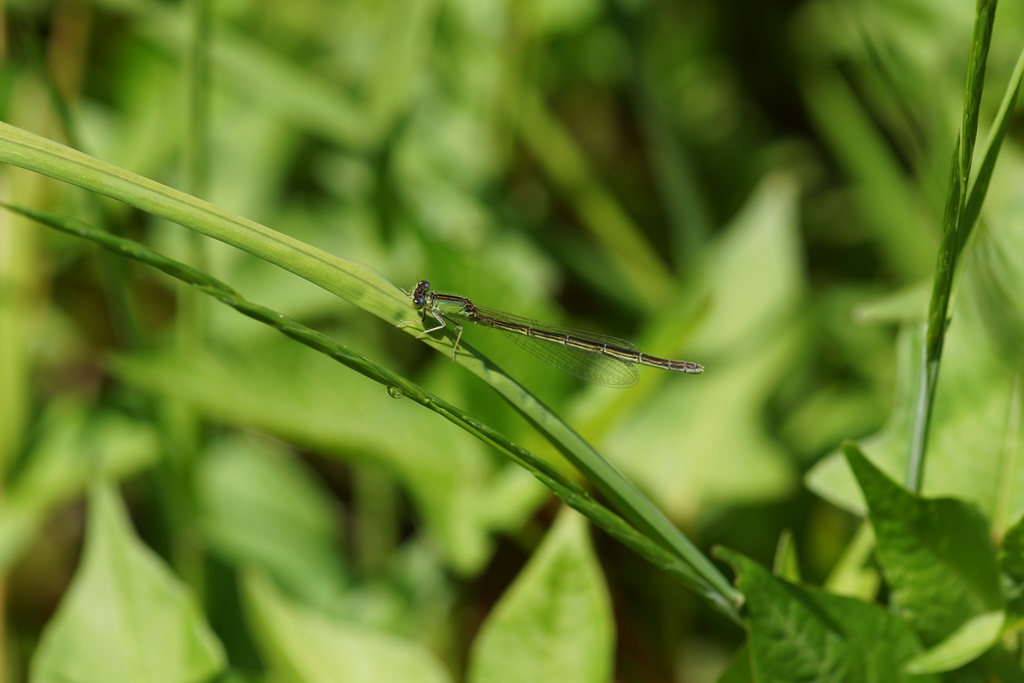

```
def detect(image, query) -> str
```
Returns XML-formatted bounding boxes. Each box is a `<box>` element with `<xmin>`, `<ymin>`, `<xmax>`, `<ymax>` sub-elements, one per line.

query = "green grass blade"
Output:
<box><xmin>909</xmin><ymin>136</ymin><xmax>961</xmax><ymax>492</ymax></box>
<box><xmin>0</xmin><ymin>120</ymin><xmax>408</xmax><ymax>319</ymax></box>
<box><xmin>962</xmin><ymin>45</ymin><xmax>1024</xmax><ymax>245</ymax></box>
<box><xmin>0</xmin><ymin>122</ymin><xmax>741</xmax><ymax>614</ymax></box>
<box><xmin>5</xmin><ymin>203</ymin><xmax>741</xmax><ymax>621</ymax></box>
<box><xmin>911</xmin><ymin>0</ymin><xmax>998</xmax><ymax>492</ymax></box>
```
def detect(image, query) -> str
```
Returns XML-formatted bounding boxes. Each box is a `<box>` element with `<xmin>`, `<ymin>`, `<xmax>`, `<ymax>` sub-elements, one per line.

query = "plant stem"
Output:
<box><xmin>908</xmin><ymin>0</ymin><xmax>997</xmax><ymax>492</ymax></box>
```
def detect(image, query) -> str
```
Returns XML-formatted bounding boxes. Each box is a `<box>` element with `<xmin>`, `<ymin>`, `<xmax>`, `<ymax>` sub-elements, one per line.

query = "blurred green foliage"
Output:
<box><xmin>2</xmin><ymin>0</ymin><xmax>1024</xmax><ymax>681</ymax></box>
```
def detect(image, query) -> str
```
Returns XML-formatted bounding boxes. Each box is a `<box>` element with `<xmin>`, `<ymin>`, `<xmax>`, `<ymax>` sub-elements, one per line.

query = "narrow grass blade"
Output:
<box><xmin>6</xmin><ymin>203</ymin><xmax>741</xmax><ymax>620</ymax></box>
<box><xmin>962</xmin><ymin>44</ymin><xmax>1024</xmax><ymax>247</ymax></box>
<box><xmin>0</xmin><ymin>122</ymin><xmax>742</xmax><ymax>615</ymax></box>
<box><xmin>912</xmin><ymin>0</ymin><xmax>998</xmax><ymax>492</ymax></box>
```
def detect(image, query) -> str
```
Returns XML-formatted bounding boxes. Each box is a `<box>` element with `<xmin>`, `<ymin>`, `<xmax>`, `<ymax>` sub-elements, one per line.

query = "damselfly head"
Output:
<box><xmin>410</xmin><ymin>280</ymin><xmax>431</xmax><ymax>308</ymax></box>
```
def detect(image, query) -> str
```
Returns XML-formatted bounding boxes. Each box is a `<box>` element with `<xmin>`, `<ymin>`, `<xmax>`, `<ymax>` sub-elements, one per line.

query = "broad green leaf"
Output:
<box><xmin>807</xmin><ymin>312</ymin><xmax>1020</xmax><ymax>522</ymax></box>
<box><xmin>844</xmin><ymin>443</ymin><xmax>1003</xmax><ymax>644</ymax></box>
<box><xmin>1001</xmin><ymin>514</ymin><xmax>1024</xmax><ymax>581</ymax></box>
<box><xmin>604</xmin><ymin>324</ymin><xmax>799</xmax><ymax>517</ymax></box>
<box><xmin>112</xmin><ymin>344</ymin><xmax>494</xmax><ymax>575</ymax></box>
<box><xmin>687</xmin><ymin>175</ymin><xmax>804</xmax><ymax>356</ymax></box>
<box><xmin>603</xmin><ymin>176</ymin><xmax>801</xmax><ymax>518</ymax></box>
<box><xmin>716</xmin><ymin>646</ymin><xmax>753</xmax><ymax>683</ymax></box>
<box><xmin>773</xmin><ymin>530</ymin><xmax>801</xmax><ymax>583</ymax></box>
<box><xmin>905</xmin><ymin>611</ymin><xmax>1005</xmax><ymax>674</ymax></box>
<box><xmin>31</xmin><ymin>484</ymin><xmax>224</xmax><ymax>683</ymax></box>
<box><xmin>717</xmin><ymin>548</ymin><xmax>935</xmax><ymax>683</ymax></box>
<box><xmin>0</xmin><ymin>400</ymin><xmax>158</xmax><ymax>571</ymax></box>
<box><xmin>822</xmin><ymin>523</ymin><xmax>881</xmax><ymax>601</ymax></box>
<box><xmin>198</xmin><ymin>436</ymin><xmax>348</xmax><ymax>606</ymax></box>
<box><xmin>242</xmin><ymin>571</ymin><xmax>451</xmax><ymax>683</ymax></box>
<box><xmin>467</xmin><ymin>511</ymin><xmax>614</xmax><ymax>683</ymax></box>
<box><xmin>998</xmin><ymin>514</ymin><xmax>1024</xmax><ymax>619</ymax></box>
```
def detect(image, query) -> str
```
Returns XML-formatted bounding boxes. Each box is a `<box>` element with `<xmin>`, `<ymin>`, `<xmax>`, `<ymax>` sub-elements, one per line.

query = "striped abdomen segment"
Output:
<box><xmin>469</xmin><ymin>310</ymin><xmax>703</xmax><ymax>375</ymax></box>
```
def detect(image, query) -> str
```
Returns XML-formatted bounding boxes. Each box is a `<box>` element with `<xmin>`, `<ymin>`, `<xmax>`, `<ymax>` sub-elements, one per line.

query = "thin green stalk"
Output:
<box><xmin>5</xmin><ymin>203</ymin><xmax>743</xmax><ymax>622</ymax></box>
<box><xmin>908</xmin><ymin>137</ymin><xmax>962</xmax><ymax>491</ymax></box>
<box><xmin>909</xmin><ymin>0</ymin><xmax>997</xmax><ymax>492</ymax></box>
<box><xmin>155</xmin><ymin>0</ymin><xmax>212</xmax><ymax>598</ymax></box>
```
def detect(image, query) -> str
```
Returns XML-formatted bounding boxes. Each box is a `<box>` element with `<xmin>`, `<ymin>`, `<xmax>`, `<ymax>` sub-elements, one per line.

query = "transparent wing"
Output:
<box><xmin>471</xmin><ymin>306</ymin><xmax>640</xmax><ymax>388</ymax></box>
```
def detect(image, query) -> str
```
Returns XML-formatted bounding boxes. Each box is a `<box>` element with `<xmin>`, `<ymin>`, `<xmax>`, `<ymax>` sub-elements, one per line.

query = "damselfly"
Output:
<box><xmin>399</xmin><ymin>280</ymin><xmax>702</xmax><ymax>388</ymax></box>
